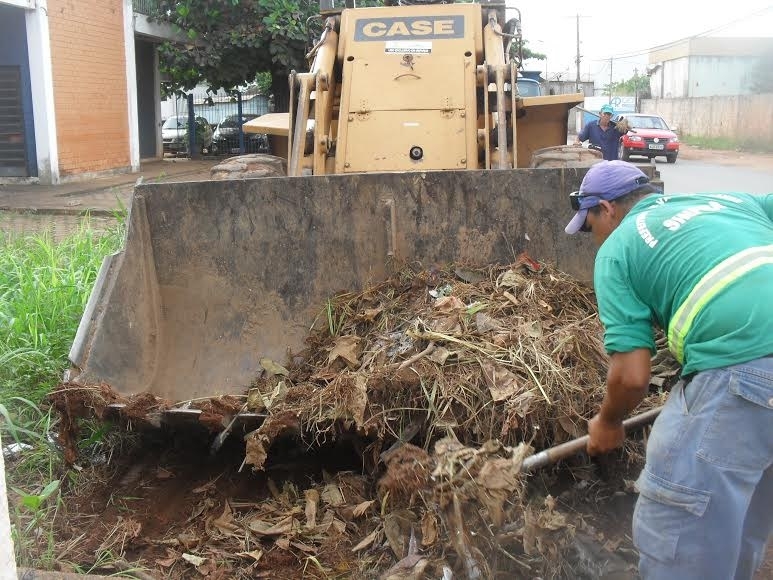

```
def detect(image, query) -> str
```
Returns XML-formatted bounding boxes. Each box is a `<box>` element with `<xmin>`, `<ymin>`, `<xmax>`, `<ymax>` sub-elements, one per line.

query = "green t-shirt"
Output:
<box><xmin>594</xmin><ymin>192</ymin><xmax>773</xmax><ymax>375</ymax></box>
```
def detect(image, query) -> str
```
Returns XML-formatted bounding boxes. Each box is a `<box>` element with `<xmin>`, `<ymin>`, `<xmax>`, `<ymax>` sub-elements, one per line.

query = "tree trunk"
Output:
<box><xmin>272</xmin><ymin>73</ymin><xmax>290</xmax><ymax>113</ymax></box>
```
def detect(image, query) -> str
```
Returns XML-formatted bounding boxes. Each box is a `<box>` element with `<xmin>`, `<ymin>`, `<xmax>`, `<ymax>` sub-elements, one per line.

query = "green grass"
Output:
<box><xmin>0</xmin><ymin>217</ymin><xmax>125</xmax><ymax>406</ymax></box>
<box><xmin>0</xmin><ymin>215</ymin><xmax>125</xmax><ymax>568</ymax></box>
<box><xmin>682</xmin><ymin>134</ymin><xmax>773</xmax><ymax>154</ymax></box>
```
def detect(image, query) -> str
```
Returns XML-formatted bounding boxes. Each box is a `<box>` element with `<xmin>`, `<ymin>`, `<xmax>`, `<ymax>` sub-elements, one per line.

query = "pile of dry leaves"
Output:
<box><xmin>49</xmin><ymin>256</ymin><xmax>680</xmax><ymax>578</ymax></box>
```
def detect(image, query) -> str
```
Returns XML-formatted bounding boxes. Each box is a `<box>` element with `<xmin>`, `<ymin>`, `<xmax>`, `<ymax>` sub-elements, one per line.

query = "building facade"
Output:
<box><xmin>0</xmin><ymin>0</ymin><xmax>176</xmax><ymax>184</ymax></box>
<box><xmin>648</xmin><ymin>37</ymin><xmax>773</xmax><ymax>99</ymax></box>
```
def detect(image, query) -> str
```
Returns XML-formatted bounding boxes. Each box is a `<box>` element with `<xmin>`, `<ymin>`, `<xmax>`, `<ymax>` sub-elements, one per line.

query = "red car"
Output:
<box><xmin>614</xmin><ymin>113</ymin><xmax>680</xmax><ymax>164</ymax></box>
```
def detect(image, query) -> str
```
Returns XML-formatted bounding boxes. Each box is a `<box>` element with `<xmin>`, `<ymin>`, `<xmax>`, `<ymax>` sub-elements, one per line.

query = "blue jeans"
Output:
<box><xmin>633</xmin><ymin>357</ymin><xmax>773</xmax><ymax>580</ymax></box>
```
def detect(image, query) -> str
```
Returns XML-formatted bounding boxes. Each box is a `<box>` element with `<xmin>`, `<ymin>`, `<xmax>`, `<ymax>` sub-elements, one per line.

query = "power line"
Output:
<box><xmin>592</xmin><ymin>4</ymin><xmax>773</xmax><ymax>62</ymax></box>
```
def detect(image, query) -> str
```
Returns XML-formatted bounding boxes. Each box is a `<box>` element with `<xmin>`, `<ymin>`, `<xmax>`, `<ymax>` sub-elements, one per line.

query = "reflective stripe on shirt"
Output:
<box><xmin>668</xmin><ymin>244</ymin><xmax>773</xmax><ymax>363</ymax></box>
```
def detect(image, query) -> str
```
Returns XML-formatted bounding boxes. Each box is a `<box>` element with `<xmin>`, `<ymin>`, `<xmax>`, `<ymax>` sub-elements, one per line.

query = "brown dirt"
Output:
<box><xmin>49</xmin><ymin>430</ymin><xmax>649</xmax><ymax>579</ymax></box>
<box><xmin>678</xmin><ymin>143</ymin><xmax>773</xmax><ymax>170</ymax></box>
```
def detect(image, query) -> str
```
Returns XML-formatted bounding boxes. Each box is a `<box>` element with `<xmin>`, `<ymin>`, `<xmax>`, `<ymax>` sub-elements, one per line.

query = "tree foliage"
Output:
<box><xmin>154</xmin><ymin>0</ymin><xmax>553</xmax><ymax>105</ymax></box>
<box><xmin>603</xmin><ymin>73</ymin><xmax>651</xmax><ymax>98</ymax></box>
<box><xmin>154</xmin><ymin>0</ymin><xmax>320</xmax><ymax>95</ymax></box>
<box><xmin>521</xmin><ymin>40</ymin><xmax>546</xmax><ymax>62</ymax></box>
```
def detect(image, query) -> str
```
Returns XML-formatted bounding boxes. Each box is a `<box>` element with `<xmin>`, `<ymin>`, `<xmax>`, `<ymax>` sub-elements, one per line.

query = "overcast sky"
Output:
<box><xmin>508</xmin><ymin>1</ymin><xmax>773</xmax><ymax>86</ymax></box>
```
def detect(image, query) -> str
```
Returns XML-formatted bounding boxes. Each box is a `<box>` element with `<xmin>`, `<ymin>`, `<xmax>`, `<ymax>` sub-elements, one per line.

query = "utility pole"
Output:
<box><xmin>575</xmin><ymin>14</ymin><xmax>581</xmax><ymax>92</ymax></box>
<box><xmin>609</xmin><ymin>57</ymin><xmax>613</xmax><ymax>104</ymax></box>
<box><xmin>634</xmin><ymin>67</ymin><xmax>639</xmax><ymax>112</ymax></box>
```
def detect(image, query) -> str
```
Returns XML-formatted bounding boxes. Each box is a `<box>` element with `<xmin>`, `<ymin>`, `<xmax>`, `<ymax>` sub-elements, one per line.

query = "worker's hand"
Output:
<box><xmin>614</xmin><ymin>116</ymin><xmax>631</xmax><ymax>134</ymax></box>
<box><xmin>586</xmin><ymin>414</ymin><xmax>625</xmax><ymax>455</ymax></box>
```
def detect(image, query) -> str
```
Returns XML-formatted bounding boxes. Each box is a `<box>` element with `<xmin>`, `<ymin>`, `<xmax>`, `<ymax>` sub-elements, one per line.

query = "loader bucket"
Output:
<box><xmin>516</xmin><ymin>95</ymin><xmax>586</xmax><ymax>167</ymax></box>
<box><xmin>69</xmin><ymin>168</ymin><xmax>629</xmax><ymax>404</ymax></box>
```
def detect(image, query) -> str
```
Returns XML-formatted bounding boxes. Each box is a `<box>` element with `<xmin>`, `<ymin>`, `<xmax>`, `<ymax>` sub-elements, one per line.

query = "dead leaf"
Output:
<box><xmin>276</xmin><ymin>537</ymin><xmax>291</xmax><ymax>550</ymax></box>
<box><xmin>381</xmin><ymin>554</ymin><xmax>429</xmax><ymax>580</ymax></box>
<box><xmin>176</xmin><ymin>532</ymin><xmax>201</xmax><ymax>550</ymax></box>
<box><xmin>509</xmin><ymin>390</ymin><xmax>535</xmax><ymax>418</ymax></box>
<box><xmin>321</xmin><ymin>483</ymin><xmax>345</xmax><ymax>506</ymax></box>
<box><xmin>244</xmin><ymin>431</ymin><xmax>269</xmax><ymax>471</ymax></box>
<box><xmin>352</xmin><ymin>529</ymin><xmax>379</xmax><ymax>552</ymax></box>
<box><xmin>352</xmin><ymin>500</ymin><xmax>375</xmax><ymax>518</ymax></box>
<box><xmin>182</xmin><ymin>553</ymin><xmax>206</xmax><ymax>567</ymax></box>
<box><xmin>474</xmin><ymin>312</ymin><xmax>502</xmax><ymax>333</ymax></box>
<box><xmin>558</xmin><ymin>416</ymin><xmax>583</xmax><ymax>438</ymax></box>
<box><xmin>260</xmin><ymin>357</ymin><xmax>289</xmax><ymax>376</ymax></box>
<box><xmin>305</xmin><ymin>489</ymin><xmax>319</xmax><ymax>529</ymax></box>
<box><xmin>361</xmin><ymin>306</ymin><xmax>383</xmax><ymax>321</ymax></box>
<box><xmin>291</xmin><ymin>540</ymin><xmax>316</xmax><ymax>553</ymax></box>
<box><xmin>420</xmin><ymin>512</ymin><xmax>438</xmax><ymax>547</ymax></box>
<box><xmin>454</xmin><ymin>268</ymin><xmax>485</xmax><ymax>284</ymax></box>
<box><xmin>265</xmin><ymin>380</ymin><xmax>288</xmax><ymax>409</ymax></box>
<box><xmin>348</xmin><ymin>375</ymin><xmax>368</xmax><ymax>427</ymax></box>
<box><xmin>187</xmin><ymin>498</ymin><xmax>213</xmax><ymax>522</ymax></box>
<box><xmin>432</xmin><ymin>315</ymin><xmax>461</xmax><ymax>333</ymax></box>
<box><xmin>328</xmin><ymin>335</ymin><xmax>363</xmax><ymax>367</ymax></box>
<box><xmin>314</xmin><ymin>509</ymin><xmax>335</xmax><ymax>533</ymax></box>
<box><xmin>496</xmin><ymin>269</ymin><xmax>523</xmax><ymax>289</ymax></box>
<box><xmin>384</xmin><ymin>510</ymin><xmax>417</xmax><ymax>559</ymax></box>
<box><xmin>434</xmin><ymin>295</ymin><xmax>466</xmax><ymax>313</ymax></box>
<box><xmin>502</xmin><ymin>290</ymin><xmax>519</xmax><ymax>305</ymax></box>
<box><xmin>480</xmin><ymin>361</ymin><xmax>519</xmax><ymax>402</ymax></box>
<box><xmin>520</xmin><ymin>320</ymin><xmax>543</xmax><ymax>338</ymax></box>
<box><xmin>192</xmin><ymin>477</ymin><xmax>220</xmax><ymax>494</ymax></box>
<box><xmin>237</xmin><ymin>549</ymin><xmax>263</xmax><ymax>562</ymax></box>
<box><xmin>247</xmin><ymin>388</ymin><xmax>267</xmax><ymax>412</ymax></box>
<box><xmin>211</xmin><ymin>500</ymin><xmax>240</xmax><ymax>537</ymax></box>
<box><xmin>427</xmin><ymin>346</ymin><xmax>452</xmax><ymax>365</ymax></box>
<box><xmin>155</xmin><ymin>556</ymin><xmax>177</xmax><ymax>568</ymax></box>
<box><xmin>248</xmin><ymin>515</ymin><xmax>297</xmax><ymax>537</ymax></box>
<box><xmin>310</xmin><ymin>368</ymin><xmax>340</xmax><ymax>382</ymax></box>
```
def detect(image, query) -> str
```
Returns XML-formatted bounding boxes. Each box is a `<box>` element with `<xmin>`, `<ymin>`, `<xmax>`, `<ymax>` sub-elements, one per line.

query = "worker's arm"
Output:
<box><xmin>587</xmin><ymin>348</ymin><xmax>651</xmax><ymax>455</ymax></box>
<box><xmin>589</xmin><ymin>256</ymin><xmax>656</xmax><ymax>455</ymax></box>
<box><xmin>574</xmin><ymin>124</ymin><xmax>590</xmax><ymax>146</ymax></box>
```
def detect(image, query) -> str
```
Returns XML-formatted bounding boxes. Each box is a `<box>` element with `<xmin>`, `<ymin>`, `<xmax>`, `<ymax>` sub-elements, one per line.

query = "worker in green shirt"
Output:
<box><xmin>565</xmin><ymin>160</ymin><xmax>773</xmax><ymax>580</ymax></box>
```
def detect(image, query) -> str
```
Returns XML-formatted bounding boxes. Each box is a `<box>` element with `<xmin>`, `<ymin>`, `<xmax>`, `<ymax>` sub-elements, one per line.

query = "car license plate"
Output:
<box><xmin>648</xmin><ymin>144</ymin><xmax>665</xmax><ymax>150</ymax></box>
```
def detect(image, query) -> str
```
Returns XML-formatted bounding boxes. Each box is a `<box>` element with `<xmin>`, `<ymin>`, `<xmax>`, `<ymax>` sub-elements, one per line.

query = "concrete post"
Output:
<box><xmin>0</xmin><ymin>434</ymin><xmax>18</xmax><ymax>579</ymax></box>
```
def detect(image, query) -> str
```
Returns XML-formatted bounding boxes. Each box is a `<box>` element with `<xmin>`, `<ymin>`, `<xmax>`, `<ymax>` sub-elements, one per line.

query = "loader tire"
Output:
<box><xmin>529</xmin><ymin>145</ymin><xmax>602</xmax><ymax>169</ymax></box>
<box><xmin>210</xmin><ymin>154</ymin><xmax>287</xmax><ymax>180</ymax></box>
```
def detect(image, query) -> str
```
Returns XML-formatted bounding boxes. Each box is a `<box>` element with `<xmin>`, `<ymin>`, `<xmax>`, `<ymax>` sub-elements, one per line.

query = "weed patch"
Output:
<box><xmin>0</xmin><ymin>215</ymin><xmax>124</xmax><ymax>568</ymax></box>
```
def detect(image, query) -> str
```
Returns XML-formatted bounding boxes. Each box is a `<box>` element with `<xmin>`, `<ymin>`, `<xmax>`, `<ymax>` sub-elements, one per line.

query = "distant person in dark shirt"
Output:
<box><xmin>574</xmin><ymin>103</ymin><xmax>630</xmax><ymax>161</ymax></box>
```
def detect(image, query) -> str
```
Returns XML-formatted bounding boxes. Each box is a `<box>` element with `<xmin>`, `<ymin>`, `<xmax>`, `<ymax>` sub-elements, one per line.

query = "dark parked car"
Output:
<box><xmin>211</xmin><ymin>114</ymin><xmax>269</xmax><ymax>155</ymax></box>
<box><xmin>614</xmin><ymin>113</ymin><xmax>680</xmax><ymax>164</ymax></box>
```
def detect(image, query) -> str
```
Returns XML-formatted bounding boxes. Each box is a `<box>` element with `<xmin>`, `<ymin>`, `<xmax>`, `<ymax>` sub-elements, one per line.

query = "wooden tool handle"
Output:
<box><xmin>521</xmin><ymin>406</ymin><xmax>663</xmax><ymax>473</ymax></box>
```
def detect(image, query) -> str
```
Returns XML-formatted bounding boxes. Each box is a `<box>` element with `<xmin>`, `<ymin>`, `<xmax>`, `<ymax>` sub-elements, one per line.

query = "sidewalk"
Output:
<box><xmin>0</xmin><ymin>157</ymin><xmax>215</xmax><ymax>216</ymax></box>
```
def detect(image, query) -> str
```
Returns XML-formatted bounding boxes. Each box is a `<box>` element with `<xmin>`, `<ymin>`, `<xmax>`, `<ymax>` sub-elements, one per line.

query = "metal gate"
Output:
<box><xmin>0</xmin><ymin>66</ymin><xmax>28</xmax><ymax>177</ymax></box>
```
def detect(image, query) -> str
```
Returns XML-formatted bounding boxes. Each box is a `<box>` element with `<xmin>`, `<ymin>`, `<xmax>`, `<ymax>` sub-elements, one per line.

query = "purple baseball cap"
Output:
<box><xmin>565</xmin><ymin>160</ymin><xmax>652</xmax><ymax>234</ymax></box>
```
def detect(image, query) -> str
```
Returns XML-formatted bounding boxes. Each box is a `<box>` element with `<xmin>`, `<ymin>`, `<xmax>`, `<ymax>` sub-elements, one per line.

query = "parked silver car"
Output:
<box><xmin>162</xmin><ymin>115</ymin><xmax>214</xmax><ymax>155</ymax></box>
<box><xmin>211</xmin><ymin>114</ymin><xmax>269</xmax><ymax>155</ymax></box>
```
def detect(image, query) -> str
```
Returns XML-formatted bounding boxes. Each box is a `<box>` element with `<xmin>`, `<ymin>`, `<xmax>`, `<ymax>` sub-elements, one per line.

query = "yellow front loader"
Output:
<box><xmin>68</xmin><ymin>1</ymin><xmax>651</xmax><ymax>420</ymax></box>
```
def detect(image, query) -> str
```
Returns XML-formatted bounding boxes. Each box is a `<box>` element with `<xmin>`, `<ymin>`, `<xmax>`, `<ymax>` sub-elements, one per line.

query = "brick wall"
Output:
<box><xmin>48</xmin><ymin>0</ymin><xmax>130</xmax><ymax>176</ymax></box>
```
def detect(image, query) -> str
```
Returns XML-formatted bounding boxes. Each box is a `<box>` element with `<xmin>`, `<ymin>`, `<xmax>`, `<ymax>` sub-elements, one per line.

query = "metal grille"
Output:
<box><xmin>133</xmin><ymin>0</ymin><xmax>161</xmax><ymax>16</ymax></box>
<box><xmin>0</xmin><ymin>66</ymin><xmax>27</xmax><ymax>177</ymax></box>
